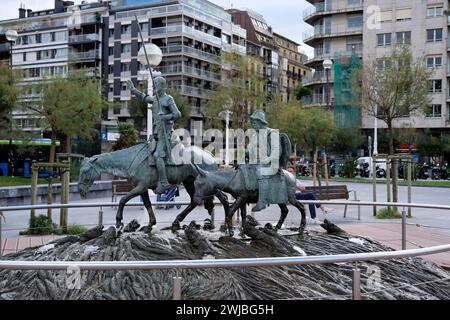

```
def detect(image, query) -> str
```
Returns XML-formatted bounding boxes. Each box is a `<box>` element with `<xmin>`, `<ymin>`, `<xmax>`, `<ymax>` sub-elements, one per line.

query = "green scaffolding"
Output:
<box><xmin>333</xmin><ymin>52</ymin><xmax>362</xmax><ymax>128</ymax></box>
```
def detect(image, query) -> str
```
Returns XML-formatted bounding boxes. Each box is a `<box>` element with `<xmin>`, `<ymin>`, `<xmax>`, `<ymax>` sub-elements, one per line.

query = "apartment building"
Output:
<box><xmin>0</xmin><ymin>0</ymin><xmax>108</xmax><ymax>134</ymax></box>
<box><xmin>227</xmin><ymin>9</ymin><xmax>280</xmax><ymax>98</ymax></box>
<box><xmin>106</xmin><ymin>0</ymin><xmax>247</xmax><ymax>131</ymax></box>
<box><xmin>302</xmin><ymin>0</ymin><xmax>363</xmax><ymax>109</ymax></box>
<box><xmin>273</xmin><ymin>32</ymin><xmax>311</xmax><ymax>102</ymax></box>
<box><xmin>362</xmin><ymin>0</ymin><xmax>450</xmax><ymax>133</ymax></box>
<box><xmin>303</xmin><ymin>0</ymin><xmax>450</xmax><ymax>134</ymax></box>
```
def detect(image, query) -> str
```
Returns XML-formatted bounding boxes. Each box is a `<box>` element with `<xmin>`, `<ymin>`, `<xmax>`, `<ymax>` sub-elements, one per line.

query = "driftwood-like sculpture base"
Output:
<box><xmin>0</xmin><ymin>219</ymin><xmax>449</xmax><ymax>300</ymax></box>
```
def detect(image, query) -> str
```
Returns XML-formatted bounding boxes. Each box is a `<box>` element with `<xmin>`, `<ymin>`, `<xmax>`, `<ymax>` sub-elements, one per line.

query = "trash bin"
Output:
<box><xmin>0</xmin><ymin>163</ymin><xmax>8</xmax><ymax>177</ymax></box>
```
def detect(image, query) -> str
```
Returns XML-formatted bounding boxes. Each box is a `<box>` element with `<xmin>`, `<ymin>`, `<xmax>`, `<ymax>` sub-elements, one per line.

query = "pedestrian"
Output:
<box><xmin>287</xmin><ymin>167</ymin><xmax>333</xmax><ymax>219</ymax></box>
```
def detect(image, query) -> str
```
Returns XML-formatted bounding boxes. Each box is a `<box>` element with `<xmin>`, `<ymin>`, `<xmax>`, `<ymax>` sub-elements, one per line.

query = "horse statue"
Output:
<box><xmin>78</xmin><ymin>143</ymin><xmax>229</xmax><ymax>232</ymax></box>
<box><xmin>193</xmin><ymin>164</ymin><xmax>307</xmax><ymax>236</ymax></box>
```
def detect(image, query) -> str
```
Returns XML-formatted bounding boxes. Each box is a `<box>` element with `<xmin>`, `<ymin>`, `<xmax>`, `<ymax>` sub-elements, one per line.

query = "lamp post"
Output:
<box><xmin>323</xmin><ymin>58</ymin><xmax>333</xmax><ymax>110</ymax></box>
<box><xmin>137</xmin><ymin>43</ymin><xmax>162</xmax><ymax>140</ymax></box>
<box><xmin>370</xmin><ymin>85</ymin><xmax>378</xmax><ymax>156</ymax></box>
<box><xmin>219</xmin><ymin>107</ymin><xmax>232</xmax><ymax>166</ymax></box>
<box><xmin>6</xmin><ymin>30</ymin><xmax>18</xmax><ymax>177</ymax></box>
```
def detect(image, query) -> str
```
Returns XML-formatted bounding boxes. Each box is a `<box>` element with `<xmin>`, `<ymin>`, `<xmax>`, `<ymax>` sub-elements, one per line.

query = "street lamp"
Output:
<box><xmin>219</xmin><ymin>107</ymin><xmax>232</xmax><ymax>166</ymax></box>
<box><xmin>137</xmin><ymin>43</ymin><xmax>163</xmax><ymax>140</ymax></box>
<box><xmin>323</xmin><ymin>58</ymin><xmax>333</xmax><ymax>110</ymax></box>
<box><xmin>370</xmin><ymin>85</ymin><xmax>378</xmax><ymax>156</ymax></box>
<box><xmin>6</xmin><ymin>30</ymin><xmax>18</xmax><ymax>177</ymax></box>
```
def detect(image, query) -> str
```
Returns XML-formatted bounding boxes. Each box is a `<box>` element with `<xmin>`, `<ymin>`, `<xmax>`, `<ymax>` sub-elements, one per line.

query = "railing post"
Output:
<box><xmin>173</xmin><ymin>269</ymin><xmax>182</xmax><ymax>300</ymax></box>
<box><xmin>402</xmin><ymin>206</ymin><xmax>407</xmax><ymax>250</ymax></box>
<box><xmin>407</xmin><ymin>159</ymin><xmax>412</xmax><ymax>218</ymax></box>
<box><xmin>30</xmin><ymin>164</ymin><xmax>38</xmax><ymax>220</ymax></box>
<box><xmin>386</xmin><ymin>158</ymin><xmax>391</xmax><ymax>212</ymax></box>
<box><xmin>352</xmin><ymin>262</ymin><xmax>361</xmax><ymax>300</ymax></box>
<box><xmin>98</xmin><ymin>207</ymin><xmax>103</xmax><ymax>227</ymax></box>
<box><xmin>372</xmin><ymin>156</ymin><xmax>377</xmax><ymax>217</ymax></box>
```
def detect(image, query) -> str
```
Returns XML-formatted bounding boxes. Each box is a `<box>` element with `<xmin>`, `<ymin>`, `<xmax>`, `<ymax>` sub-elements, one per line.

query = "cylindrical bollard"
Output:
<box><xmin>402</xmin><ymin>207</ymin><xmax>407</xmax><ymax>250</ymax></box>
<box><xmin>352</xmin><ymin>264</ymin><xmax>361</xmax><ymax>300</ymax></box>
<box><xmin>98</xmin><ymin>207</ymin><xmax>103</xmax><ymax>227</ymax></box>
<box><xmin>173</xmin><ymin>270</ymin><xmax>182</xmax><ymax>300</ymax></box>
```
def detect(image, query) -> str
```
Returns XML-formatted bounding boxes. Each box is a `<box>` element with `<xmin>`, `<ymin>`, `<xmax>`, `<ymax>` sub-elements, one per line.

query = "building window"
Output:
<box><xmin>109</xmin><ymin>47</ymin><xmax>114</xmax><ymax>55</ymax></box>
<box><xmin>429</xmin><ymin>80</ymin><xmax>442</xmax><ymax>93</ymax></box>
<box><xmin>23</xmin><ymin>52</ymin><xmax>26</xmax><ymax>62</ymax></box>
<box><xmin>427</xmin><ymin>29</ymin><xmax>443</xmax><ymax>42</ymax></box>
<box><xmin>447</xmin><ymin>104</ymin><xmax>450</xmax><ymax>121</ymax></box>
<box><xmin>427</xmin><ymin>104</ymin><xmax>442</xmax><ymax>117</ymax></box>
<box><xmin>109</xmin><ymin>29</ymin><xmax>114</xmax><ymax>37</ymax></box>
<box><xmin>348</xmin><ymin>0</ymin><xmax>362</xmax><ymax>4</ymax></box>
<box><xmin>377</xmin><ymin>58</ymin><xmax>392</xmax><ymax>70</ymax></box>
<box><xmin>396</xmin><ymin>31</ymin><xmax>411</xmax><ymax>45</ymax></box>
<box><xmin>427</xmin><ymin>56</ymin><xmax>442</xmax><ymax>68</ymax></box>
<box><xmin>121</xmin><ymin>24</ymin><xmax>131</xmax><ymax>34</ymax></box>
<box><xmin>121</xmin><ymin>63</ymin><xmax>131</xmax><ymax>72</ymax></box>
<box><xmin>347</xmin><ymin>13</ymin><xmax>363</xmax><ymax>28</ymax></box>
<box><xmin>377</xmin><ymin>33</ymin><xmax>391</xmax><ymax>46</ymax></box>
<box><xmin>121</xmin><ymin>44</ymin><xmax>131</xmax><ymax>54</ymax></box>
<box><xmin>427</xmin><ymin>6</ymin><xmax>443</xmax><ymax>17</ymax></box>
<box><xmin>379</xmin><ymin>10</ymin><xmax>393</xmax><ymax>22</ymax></box>
<box><xmin>113</xmin><ymin>106</ymin><xmax>121</xmax><ymax>115</ymax></box>
<box><xmin>396</xmin><ymin>8</ymin><xmax>412</xmax><ymax>21</ymax></box>
<box><xmin>139</xmin><ymin>23</ymin><xmax>149</xmax><ymax>33</ymax></box>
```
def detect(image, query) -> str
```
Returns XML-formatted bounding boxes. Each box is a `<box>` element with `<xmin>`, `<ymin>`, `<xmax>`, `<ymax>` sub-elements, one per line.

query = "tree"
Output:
<box><xmin>294</xmin><ymin>85</ymin><xmax>312</xmax><ymax>101</ymax></box>
<box><xmin>353</xmin><ymin>46</ymin><xmax>432</xmax><ymax>204</ymax></box>
<box><xmin>330</xmin><ymin>126</ymin><xmax>364</xmax><ymax>156</ymax></box>
<box><xmin>206</xmin><ymin>52</ymin><xmax>267</xmax><ymax>130</ymax></box>
<box><xmin>23</xmin><ymin>71</ymin><xmax>103</xmax><ymax>221</ymax></box>
<box><xmin>417</xmin><ymin>130</ymin><xmax>450</xmax><ymax>163</ymax></box>
<box><xmin>0</xmin><ymin>64</ymin><xmax>21</xmax><ymax>139</ymax></box>
<box><xmin>272</xmin><ymin>103</ymin><xmax>334</xmax><ymax>184</ymax></box>
<box><xmin>113</xmin><ymin>122</ymin><xmax>139</xmax><ymax>151</ymax></box>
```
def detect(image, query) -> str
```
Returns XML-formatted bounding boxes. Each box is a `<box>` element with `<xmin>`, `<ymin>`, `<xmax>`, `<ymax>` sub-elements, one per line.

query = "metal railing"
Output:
<box><xmin>1</xmin><ymin>200</ymin><xmax>450</xmax><ymax>300</ymax></box>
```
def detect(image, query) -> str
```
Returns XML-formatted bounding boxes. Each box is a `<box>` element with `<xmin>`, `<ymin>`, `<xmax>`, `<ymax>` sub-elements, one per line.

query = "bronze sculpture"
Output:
<box><xmin>127</xmin><ymin>78</ymin><xmax>181</xmax><ymax>194</ymax></box>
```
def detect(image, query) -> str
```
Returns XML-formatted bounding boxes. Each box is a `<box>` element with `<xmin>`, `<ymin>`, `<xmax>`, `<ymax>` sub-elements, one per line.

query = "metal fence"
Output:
<box><xmin>1</xmin><ymin>200</ymin><xmax>450</xmax><ymax>300</ymax></box>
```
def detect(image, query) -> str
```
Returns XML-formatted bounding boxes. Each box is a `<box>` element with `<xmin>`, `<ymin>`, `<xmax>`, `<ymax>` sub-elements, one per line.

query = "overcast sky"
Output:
<box><xmin>0</xmin><ymin>0</ymin><xmax>313</xmax><ymax>56</ymax></box>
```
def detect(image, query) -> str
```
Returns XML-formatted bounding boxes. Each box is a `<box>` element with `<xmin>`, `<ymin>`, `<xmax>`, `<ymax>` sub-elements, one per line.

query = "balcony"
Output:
<box><xmin>173</xmin><ymin>85</ymin><xmax>214</xmax><ymax>99</ymax></box>
<box><xmin>303</xmin><ymin>24</ymin><xmax>363</xmax><ymax>44</ymax></box>
<box><xmin>302</xmin><ymin>71</ymin><xmax>334</xmax><ymax>86</ymax></box>
<box><xmin>301</xmin><ymin>94</ymin><xmax>329</xmax><ymax>106</ymax></box>
<box><xmin>151</xmin><ymin>24</ymin><xmax>222</xmax><ymax>47</ymax></box>
<box><xmin>302</xmin><ymin>2</ymin><xmax>363</xmax><ymax>24</ymax></box>
<box><xmin>160</xmin><ymin>45</ymin><xmax>220</xmax><ymax>63</ymax></box>
<box><xmin>69</xmin><ymin>50</ymin><xmax>100</xmax><ymax>61</ymax></box>
<box><xmin>69</xmin><ymin>33</ymin><xmax>99</xmax><ymax>43</ymax></box>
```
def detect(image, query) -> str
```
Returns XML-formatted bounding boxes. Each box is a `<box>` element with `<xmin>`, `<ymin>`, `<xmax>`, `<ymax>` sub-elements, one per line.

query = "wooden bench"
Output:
<box><xmin>111</xmin><ymin>180</ymin><xmax>134</xmax><ymax>202</ymax></box>
<box><xmin>304</xmin><ymin>185</ymin><xmax>360</xmax><ymax>219</ymax></box>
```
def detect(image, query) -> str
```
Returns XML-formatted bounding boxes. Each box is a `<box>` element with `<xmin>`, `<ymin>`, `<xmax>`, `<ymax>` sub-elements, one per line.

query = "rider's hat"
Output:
<box><xmin>250</xmin><ymin>110</ymin><xmax>268</xmax><ymax>125</ymax></box>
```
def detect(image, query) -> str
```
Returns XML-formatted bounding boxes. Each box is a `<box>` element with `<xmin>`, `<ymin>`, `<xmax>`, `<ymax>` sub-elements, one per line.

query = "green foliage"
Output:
<box><xmin>113</xmin><ymin>122</ymin><xmax>138</xmax><ymax>151</ymax></box>
<box><xmin>342</xmin><ymin>157</ymin><xmax>357</xmax><ymax>178</ymax></box>
<box><xmin>206</xmin><ymin>52</ymin><xmax>267</xmax><ymax>130</ymax></box>
<box><xmin>23</xmin><ymin>70</ymin><xmax>104</xmax><ymax>158</ymax></box>
<box><xmin>377</xmin><ymin>208</ymin><xmax>402</xmax><ymax>219</ymax></box>
<box><xmin>65</xmin><ymin>224</ymin><xmax>88</xmax><ymax>235</ymax></box>
<box><xmin>330</xmin><ymin>126</ymin><xmax>364</xmax><ymax>155</ymax></box>
<box><xmin>417</xmin><ymin>130</ymin><xmax>450</xmax><ymax>160</ymax></box>
<box><xmin>168</xmin><ymin>88</ymin><xmax>190</xmax><ymax>129</ymax></box>
<box><xmin>0</xmin><ymin>64</ymin><xmax>21</xmax><ymax>139</ymax></box>
<box><xmin>128</xmin><ymin>97</ymin><xmax>147</xmax><ymax>133</ymax></box>
<box><xmin>22</xmin><ymin>215</ymin><xmax>58</xmax><ymax>235</ymax></box>
<box><xmin>294</xmin><ymin>85</ymin><xmax>312</xmax><ymax>101</ymax></box>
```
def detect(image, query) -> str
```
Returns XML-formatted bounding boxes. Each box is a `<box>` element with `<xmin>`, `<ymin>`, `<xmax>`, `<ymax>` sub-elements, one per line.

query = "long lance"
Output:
<box><xmin>135</xmin><ymin>14</ymin><xmax>172</xmax><ymax>161</ymax></box>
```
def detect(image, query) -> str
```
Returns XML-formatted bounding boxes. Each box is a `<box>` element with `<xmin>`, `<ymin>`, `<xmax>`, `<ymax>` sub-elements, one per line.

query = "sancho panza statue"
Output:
<box><xmin>248</xmin><ymin>110</ymin><xmax>287</xmax><ymax>212</ymax></box>
<box><xmin>127</xmin><ymin>77</ymin><xmax>181</xmax><ymax>194</ymax></box>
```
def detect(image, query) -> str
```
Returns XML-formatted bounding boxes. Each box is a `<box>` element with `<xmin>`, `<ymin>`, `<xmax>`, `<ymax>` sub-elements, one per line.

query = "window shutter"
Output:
<box><xmin>396</xmin><ymin>8</ymin><xmax>412</xmax><ymax>20</ymax></box>
<box><xmin>380</xmin><ymin>10</ymin><xmax>392</xmax><ymax>22</ymax></box>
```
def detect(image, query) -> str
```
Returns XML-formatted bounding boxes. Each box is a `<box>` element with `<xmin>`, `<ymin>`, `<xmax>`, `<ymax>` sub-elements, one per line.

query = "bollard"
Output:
<box><xmin>173</xmin><ymin>269</ymin><xmax>182</xmax><ymax>300</ymax></box>
<box><xmin>352</xmin><ymin>263</ymin><xmax>361</xmax><ymax>300</ymax></box>
<box><xmin>402</xmin><ymin>207</ymin><xmax>407</xmax><ymax>250</ymax></box>
<box><xmin>98</xmin><ymin>207</ymin><xmax>103</xmax><ymax>227</ymax></box>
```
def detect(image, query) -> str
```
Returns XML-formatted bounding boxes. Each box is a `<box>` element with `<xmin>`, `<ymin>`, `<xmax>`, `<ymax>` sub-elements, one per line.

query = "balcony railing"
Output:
<box><xmin>303</xmin><ymin>24</ymin><xmax>363</xmax><ymax>42</ymax></box>
<box><xmin>69</xmin><ymin>50</ymin><xmax>99</xmax><ymax>60</ymax></box>
<box><xmin>151</xmin><ymin>24</ymin><xmax>222</xmax><ymax>47</ymax></box>
<box><xmin>302</xmin><ymin>1</ymin><xmax>363</xmax><ymax>20</ymax></box>
<box><xmin>301</xmin><ymin>94</ymin><xmax>330</xmax><ymax>106</ymax></box>
<box><xmin>172</xmin><ymin>85</ymin><xmax>214</xmax><ymax>99</ymax></box>
<box><xmin>156</xmin><ymin>64</ymin><xmax>221</xmax><ymax>82</ymax></box>
<box><xmin>302</xmin><ymin>71</ymin><xmax>334</xmax><ymax>85</ymax></box>
<box><xmin>69</xmin><ymin>33</ymin><xmax>99</xmax><ymax>43</ymax></box>
<box><xmin>160</xmin><ymin>45</ymin><xmax>220</xmax><ymax>63</ymax></box>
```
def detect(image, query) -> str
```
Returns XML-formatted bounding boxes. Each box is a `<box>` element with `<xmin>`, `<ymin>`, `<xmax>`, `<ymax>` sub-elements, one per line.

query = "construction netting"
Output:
<box><xmin>333</xmin><ymin>52</ymin><xmax>362</xmax><ymax>128</ymax></box>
